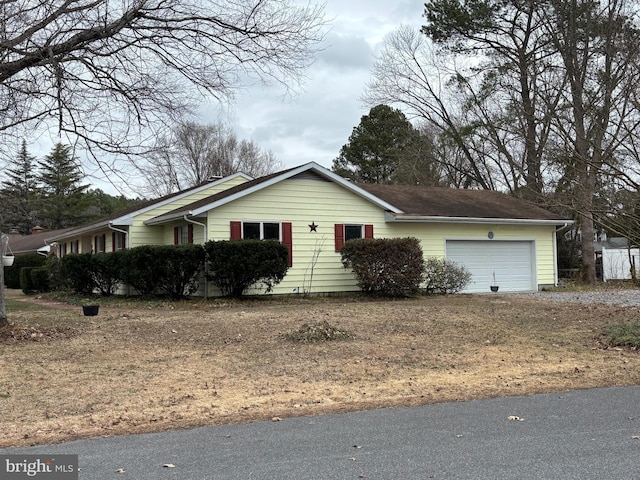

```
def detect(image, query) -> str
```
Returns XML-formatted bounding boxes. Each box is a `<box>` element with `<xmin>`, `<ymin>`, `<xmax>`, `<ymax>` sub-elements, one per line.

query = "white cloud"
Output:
<box><xmin>225</xmin><ymin>0</ymin><xmax>426</xmax><ymax>172</ymax></box>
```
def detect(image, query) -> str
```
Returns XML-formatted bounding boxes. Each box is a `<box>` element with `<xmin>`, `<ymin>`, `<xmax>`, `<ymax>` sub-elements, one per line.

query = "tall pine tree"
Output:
<box><xmin>38</xmin><ymin>143</ymin><xmax>88</xmax><ymax>229</ymax></box>
<box><xmin>1</xmin><ymin>140</ymin><xmax>39</xmax><ymax>234</ymax></box>
<box><xmin>332</xmin><ymin>105</ymin><xmax>440</xmax><ymax>185</ymax></box>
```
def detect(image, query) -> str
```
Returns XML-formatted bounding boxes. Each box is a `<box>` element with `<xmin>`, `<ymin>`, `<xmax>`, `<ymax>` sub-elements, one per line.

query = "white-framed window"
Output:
<box><xmin>334</xmin><ymin>223</ymin><xmax>374</xmax><ymax>252</ymax></box>
<box><xmin>95</xmin><ymin>234</ymin><xmax>106</xmax><ymax>253</ymax></box>
<box><xmin>242</xmin><ymin>222</ymin><xmax>281</xmax><ymax>241</ymax></box>
<box><xmin>173</xmin><ymin>225</ymin><xmax>193</xmax><ymax>245</ymax></box>
<box><xmin>344</xmin><ymin>224</ymin><xmax>364</xmax><ymax>242</ymax></box>
<box><xmin>114</xmin><ymin>232</ymin><xmax>126</xmax><ymax>251</ymax></box>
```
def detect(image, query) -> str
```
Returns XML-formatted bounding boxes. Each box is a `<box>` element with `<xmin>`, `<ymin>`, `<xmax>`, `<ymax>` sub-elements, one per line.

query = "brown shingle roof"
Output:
<box><xmin>357</xmin><ymin>184</ymin><xmax>566</xmax><ymax>221</ymax></box>
<box><xmin>7</xmin><ymin>228</ymin><xmax>75</xmax><ymax>254</ymax></box>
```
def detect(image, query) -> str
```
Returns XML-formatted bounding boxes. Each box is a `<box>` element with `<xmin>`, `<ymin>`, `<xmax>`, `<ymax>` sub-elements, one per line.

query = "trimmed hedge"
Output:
<box><xmin>56</xmin><ymin>245</ymin><xmax>206</xmax><ymax>299</ymax></box>
<box><xmin>5</xmin><ymin>253</ymin><xmax>46</xmax><ymax>289</ymax></box>
<box><xmin>341</xmin><ymin>237</ymin><xmax>425</xmax><ymax>297</ymax></box>
<box><xmin>154</xmin><ymin>244</ymin><xmax>206</xmax><ymax>299</ymax></box>
<box><xmin>30</xmin><ymin>267</ymin><xmax>50</xmax><ymax>292</ymax></box>
<box><xmin>60</xmin><ymin>253</ymin><xmax>96</xmax><ymax>295</ymax></box>
<box><xmin>204</xmin><ymin>240</ymin><xmax>289</xmax><ymax>297</ymax></box>
<box><xmin>91</xmin><ymin>252</ymin><xmax>125</xmax><ymax>296</ymax></box>
<box><xmin>118</xmin><ymin>245</ymin><xmax>163</xmax><ymax>296</ymax></box>
<box><xmin>20</xmin><ymin>267</ymin><xmax>35</xmax><ymax>294</ymax></box>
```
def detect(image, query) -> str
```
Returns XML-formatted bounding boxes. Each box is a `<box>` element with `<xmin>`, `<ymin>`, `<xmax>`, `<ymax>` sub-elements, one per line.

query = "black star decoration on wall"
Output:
<box><xmin>309</xmin><ymin>221</ymin><xmax>318</xmax><ymax>232</ymax></box>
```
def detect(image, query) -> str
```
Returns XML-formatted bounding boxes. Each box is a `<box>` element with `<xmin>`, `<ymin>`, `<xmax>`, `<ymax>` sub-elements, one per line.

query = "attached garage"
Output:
<box><xmin>446</xmin><ymin>240</ymin><xmax>535</xmax><ymax>293</ymax></box>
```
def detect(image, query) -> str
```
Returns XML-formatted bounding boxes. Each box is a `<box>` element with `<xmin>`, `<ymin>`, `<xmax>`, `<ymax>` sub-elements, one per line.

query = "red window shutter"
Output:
<box><xmin>282</xmin><ymin>222</ymin><xmax>293</xmax><ymax>267</ymax></box>
<box><xmin>334</xmin><ymin>224</ymin><xmax>344</xmax><ymax>252</ymax></box>
<box><xmin>112</xmin><ymin>232</ymin><xmax>116</xmax><ymax>252</ymax></box>
<box><xmin>364</xmin><ymin>224</ymin><xmax>374</xmax><ymax>239</ymax></box>
<box><xmin>94</xmin><ymin>236</ymin><xmax>97</xmax><ymax>253</ymax></box>
<box><xmin>230</xmin><ymin>221</ymin><xmax>242</xmax><ymax>240</ymax></box>
<box><xmin>188</xmin><ymin>224</ymin><xmax>194</xmax><ymax>244</ymax></box>
<box><xmin>174</xmin><ymin>227</ymin><xmax>179</xmax><ymax>245</ymax></box>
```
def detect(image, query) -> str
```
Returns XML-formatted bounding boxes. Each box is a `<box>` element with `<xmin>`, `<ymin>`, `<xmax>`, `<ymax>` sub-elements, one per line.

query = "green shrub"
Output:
<box><xmin>284</xmin><ymin>320</ymin><xmax>354</xmax><ymax>343</ymax></box>
<box><xmin>91</xmin><ymin>251</ymin><xmax>125</xmax><ymax>296</ymax></box>
<box><xmin>5</xmin><ymin>253</ymin><xmax>46</xmax><ymax>289</ymax></box>
<box><xmin>30</xmin><ymin>267</ymin><xmax>50</xmax><ymax>292</ymax></box>
<box><xmin>59</xmin><ymin>253</ymin><xmax>96</xmax><ymax>295</ymax></box>
<box><xmin>154</xmin><ymin>244</ymin><xmax>206</xmax><ymax>299</ymax></box>
<box><xmin>603</xmin><ymin>322</ymin><xmax>640</xmax><ymax>349</ymax></box>
<box><xmin>340</xmin><ymin>237</ymin><xmax>425</xmax><ymax>297</ymax></box>
<box><xmin>20</xmin><ymin>267</ymin><xmax>35</xmax><ymax>294</ymax></box>
<box><xmin>204</xmin><ymin>240</ymin><xmax>289</xmax><ymax>297</ymax></box>
<box><xmin>45</xmin><ymin>254</ymin><xmax>64</xmax><ymax>291</ymax></box>
<box><xmin>423</xmin><ymin>257</ymin><xmax>472</xmax><ymax>294</ymax></box>
<box><xmin>119</xmin><ymin>246</ymin><xmax>165</xmax><ymax>296</ymax></box>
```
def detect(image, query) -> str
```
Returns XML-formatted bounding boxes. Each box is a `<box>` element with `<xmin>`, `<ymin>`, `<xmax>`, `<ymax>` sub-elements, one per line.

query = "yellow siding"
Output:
<box><xmin>127</xmin><ymin>176</ymin><xmax>249</xmax><ymax>248</ymax></box>
<box><xmin>52</xmin><ymin>173</ymin><xmax>559</xmax><ymax>296</ymax></box>
<box><xmin>204</xmin><ymin>177</ymin><xmax>559</xmax><ymax>295</ymax></box>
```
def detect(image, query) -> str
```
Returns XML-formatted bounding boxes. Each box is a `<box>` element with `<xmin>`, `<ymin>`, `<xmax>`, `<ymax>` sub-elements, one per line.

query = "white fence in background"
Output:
<box><xmin>602</xmin><ymin>246</ymin><xmax>640</xmax><ymax>281</ymax></box>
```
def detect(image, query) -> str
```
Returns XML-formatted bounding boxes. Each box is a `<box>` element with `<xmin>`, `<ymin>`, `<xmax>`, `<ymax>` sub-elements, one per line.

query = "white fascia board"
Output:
<box><xmin>129</xmin><ymin>172</ymin><xmax>253</xmax><ymax>219</ymax></box>
<box><xmin>186</xmin><ymin>162</ymin><xmax>403</xmax><ymax>217</ymax></box>
<box><xmin>385</xmin><ymin>212</ymin><xmax>574</xmax><ymax>226</ymax></box>
<box><xmin>46</xmin><ymin>221</ymin><xmax>112</xmax><ymax>240</ymax></box>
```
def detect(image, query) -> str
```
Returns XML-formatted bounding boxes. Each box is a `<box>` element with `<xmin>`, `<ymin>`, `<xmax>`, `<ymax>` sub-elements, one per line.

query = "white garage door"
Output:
<box><xmin>445</xmin><ymin>240</ymin><xmax>535</xmax><ymax>293</ymax></box>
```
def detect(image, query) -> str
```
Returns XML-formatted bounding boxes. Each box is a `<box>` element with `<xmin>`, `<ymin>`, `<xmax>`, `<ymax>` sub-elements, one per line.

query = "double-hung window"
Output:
<box><xmin>230</xmin><ymin>220</ymin><xmax>293</xmax><ymax>267</ymax></box>
<box><xmin>112</xmin><ymin>232</ymin><xmax>126</xmax><ymax>251</ymax></box>
<box><xmin>334</xmin><ymin>223</ymin><xmax>374</xmax><ymax>252</ymax></box>
<box><xmin>173</xmin><ymin>225</ymin><xmax>194</xmax><ymax>245</ymax></box>
<box><xmin>94</xmin><ymin>234</ymin><xmax>106</xmax><ymax>253</ymax></box>
<box><xmin>242</xmin><ymin>222</ymin><xmax>281</xmax><ymax>240</ymax></box>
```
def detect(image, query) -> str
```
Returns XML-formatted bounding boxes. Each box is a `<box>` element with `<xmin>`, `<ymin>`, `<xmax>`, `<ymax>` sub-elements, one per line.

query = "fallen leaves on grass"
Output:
<box><xmin>0</xmin><ymin>324</ymin><xmax>77</xmax><ymax>343</ymax></box>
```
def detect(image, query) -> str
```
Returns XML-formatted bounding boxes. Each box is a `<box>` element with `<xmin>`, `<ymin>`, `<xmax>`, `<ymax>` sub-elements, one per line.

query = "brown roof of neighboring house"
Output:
<box><xmin>357</xmin><ymin>183</ymin><xmax>566</xmax><ymax>221</ymax></box>
<box><xmin>7</xmin><ymin>228</ymin><xmax>75</xmax><ymax>254</ymax></box>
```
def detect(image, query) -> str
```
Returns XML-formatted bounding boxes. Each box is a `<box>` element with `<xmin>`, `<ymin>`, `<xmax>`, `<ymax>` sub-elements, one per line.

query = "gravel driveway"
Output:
<box><xmin>505</xmin><ymin>289</ymin><xmax>640</xmax><ymax>307</ymax></box>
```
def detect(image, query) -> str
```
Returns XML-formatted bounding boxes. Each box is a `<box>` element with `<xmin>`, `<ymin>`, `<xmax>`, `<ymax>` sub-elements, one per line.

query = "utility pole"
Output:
<box><xmin>0</xmin><ymin>233</ymin><xmax>8</xmax><ymax>327</ymax></box>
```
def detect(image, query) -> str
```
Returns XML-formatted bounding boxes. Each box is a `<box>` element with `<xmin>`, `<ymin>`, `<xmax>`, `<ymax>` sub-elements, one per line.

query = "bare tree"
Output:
<box><xmin>364</xmin><ymin>23</ymin><xmax>560</xmax><ymax>196</ymax></box>
<box><xmin>367</xmin><ymin>1</ymin><xmax>640</xmax><ymax>283</ymax></box>
<box><xmin>0</xmin><ymin>0</ymin><xmax>326</xmax><ymax>167</ymax></box>
<box><xmin>137</xmin><ymin>120</ymin><xmax>281</xmax><ymax>196</ymax></box>
<box><xmin>541</xmin><ymin>0</ymin><xmax>640</xmax><ymax>282</ymax></box>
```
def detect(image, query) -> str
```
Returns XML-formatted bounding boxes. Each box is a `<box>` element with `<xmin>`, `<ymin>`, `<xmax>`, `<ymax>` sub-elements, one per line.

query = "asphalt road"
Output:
<box><xmin>3</xmin><ymin>386</ymin><xmax>640</xmax><ymax>479</ymax></box>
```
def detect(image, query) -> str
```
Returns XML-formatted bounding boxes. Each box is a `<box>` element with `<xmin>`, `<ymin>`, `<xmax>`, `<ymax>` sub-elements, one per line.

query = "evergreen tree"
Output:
<box><xmin>37</xmin><ymin>143</ymin><xmax>89</xmax><ymax>229</ymax></box>
<box><xmin>332</xmin><ymin>105</ymin><xmax>440</xmax><ymax>185</ymax></box>
<box><xmin>1</xmin><ymin>140</ymin><xmax>39</xmax><ymax>234</ymax></box>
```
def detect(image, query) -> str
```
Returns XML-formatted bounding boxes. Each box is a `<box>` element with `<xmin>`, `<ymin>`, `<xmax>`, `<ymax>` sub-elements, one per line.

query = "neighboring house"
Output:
<box><xmin>595</xmin><ymin>237</ymin><xmax>639</xmax><ymax>281</ymax></box>
<box><xmin>48</xmin><ymin>163</ymin><xmax>572</xmax><ymax>295</ymax></box>
<box><xmin>6</xmin><ymin>226</ymin><xmax>74</xmax><ymax>257</ymax></box>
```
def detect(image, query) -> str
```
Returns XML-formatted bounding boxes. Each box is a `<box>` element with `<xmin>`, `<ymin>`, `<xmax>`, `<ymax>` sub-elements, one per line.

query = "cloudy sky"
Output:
<box><xmin>12</xmin><ymin>1</ymin><xmax>425</xmax><ymax>196</ymax></box>
<box><xmin>211</xmin><ymin>0</ymin><xmax>425</xmax><ymax>172</ymax></box>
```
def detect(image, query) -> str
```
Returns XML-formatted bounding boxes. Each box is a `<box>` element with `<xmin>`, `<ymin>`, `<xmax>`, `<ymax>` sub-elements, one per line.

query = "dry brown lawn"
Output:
<box><xmin>1</xmin><ymin>288</ymin><xmax>640</xmax><ymax>448</ymax></box>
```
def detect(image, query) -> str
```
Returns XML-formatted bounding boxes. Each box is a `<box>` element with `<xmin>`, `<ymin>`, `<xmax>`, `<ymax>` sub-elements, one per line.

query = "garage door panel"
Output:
<box><xmin>446</xmin><ymin>240</ymin><xmax>534</xmax><ymax>293</ymax></box>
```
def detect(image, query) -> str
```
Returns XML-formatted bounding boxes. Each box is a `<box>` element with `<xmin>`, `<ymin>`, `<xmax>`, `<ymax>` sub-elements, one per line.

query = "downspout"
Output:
<box><xmin>184</xmin><ymin>214</ymin><xmax>209</xmax><ymax>299</ymax></box>
<box><xmin>108</xmin><ymin>222</ymin><xmax>129</xmax><ymax>249</ymax></box>
<box><xmin>554</xmin><ymin>223</ymin><xmax>568</xmax><ymax>287</ymax></box>
<box><xmin>108</xmin><ymin>222</ymin><xmax>130</xmax><ymax>295</ymax></box>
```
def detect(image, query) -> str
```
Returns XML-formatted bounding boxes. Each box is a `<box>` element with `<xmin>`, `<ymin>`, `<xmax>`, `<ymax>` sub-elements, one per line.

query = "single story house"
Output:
<box><xmin>47</xmin><ymin>162</ymin><xmax>572</xmax><ymax>295</ymax></box>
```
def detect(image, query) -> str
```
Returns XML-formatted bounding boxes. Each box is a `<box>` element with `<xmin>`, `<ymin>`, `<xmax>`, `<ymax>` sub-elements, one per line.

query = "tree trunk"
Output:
<box><xmin>579</xmin><ymin>211</ymin><xmax>596</xmax><ymax>283</ymax></box>
<box><xmin>0</xmin><ymin>233</ymin><xmax>8</xmax><ymax>327</ymax></box>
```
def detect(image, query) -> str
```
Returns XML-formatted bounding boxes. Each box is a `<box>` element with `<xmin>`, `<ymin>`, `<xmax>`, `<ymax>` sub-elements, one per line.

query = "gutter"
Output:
<box><xmin>384</xmin><ymin>212</ymin><xmax>574</xmax><ymax>226</ymax></box>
